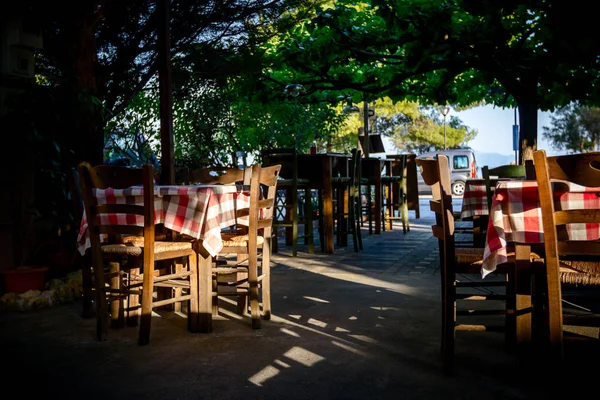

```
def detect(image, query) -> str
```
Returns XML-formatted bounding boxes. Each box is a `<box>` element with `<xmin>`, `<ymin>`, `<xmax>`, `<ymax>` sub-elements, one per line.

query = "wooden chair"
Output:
<box><xmin>383</xmin><ymin>154</ymin><xmax>410</xmax><ymax>233</ymax></box>
<box><xmin>261</xmin><ymin>148</ymin><xmax>314</xmax><ymax>256</ymax></box>
<box><xmin>212</xmin><ymin>164</ymin><xmax>281</xmax><ymax>328</ymax></box>
<box><xmin>78</xmin><ymin>163</ymin><xmax>198</xmax><ymax>345</ymax></box>
<box><xmin>416</xmin><ymin>155</ymin><xmax>532</xmax><ymax>375</ymax></box>
<box><xmin>184</xmin><ymin>165</ymin><xmax>251</xmax><ymax>312</ymax></box>
<box><xmin>482</xmin><ymin>164</ymin><xmax>526</xmax><ymax>214</ymax></box>
<box><xmin>332</xmin><ymin>148</ymin><xmax>363</xmax><ymax>251</ymax></box>
<box><xmin>533</xmin><ymin>150</ymin><xmax>600</xmax><ymax>362</ymax></box>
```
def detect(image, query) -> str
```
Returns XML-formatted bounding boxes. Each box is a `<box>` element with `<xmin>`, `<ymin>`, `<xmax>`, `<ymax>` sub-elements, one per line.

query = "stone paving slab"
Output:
<box><xmin>1</xmin><ymin>199</ymin><xmax>598</xmax><ymax>399</ymax></box>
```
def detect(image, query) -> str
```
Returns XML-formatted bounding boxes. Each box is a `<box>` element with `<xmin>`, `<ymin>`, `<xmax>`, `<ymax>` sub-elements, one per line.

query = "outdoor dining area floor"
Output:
<box><xmin>2</xmin><ymin>197</ymin><xmax>599</xmax><ymax>399</ymax></box>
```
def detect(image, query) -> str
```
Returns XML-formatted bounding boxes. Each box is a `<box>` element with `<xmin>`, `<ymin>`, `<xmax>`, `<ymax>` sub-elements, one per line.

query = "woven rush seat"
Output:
<box><xmin>458</xmin><ymin>249</ymin><xmax>541</xmax><ymax>267</ymax></box>
<box><xmin>122</xmin><ymin>234</ymin><xmax>167</xmax><ymax>243</ymax></box>
<box><xmin>559</xmin><ymin>260</ymin><xmax>600</xmax><ymax>284</ymax></box>
<box><xmin>221</xmin><ymin>233</ymin><xmax>265</xmax><ymax>247</ymax></box>
<box><xmin>101</xmin><ymin>241</ymin><xmax>192</xmax><ymax>256</ymax></box>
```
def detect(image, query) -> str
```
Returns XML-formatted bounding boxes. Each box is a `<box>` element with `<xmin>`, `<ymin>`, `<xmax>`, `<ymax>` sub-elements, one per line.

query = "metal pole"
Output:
<box><xmin>363</xmin><ymin>100</ymin><xmax>370</xmax><ymax>158</ymax></box>
<box><xmin>443</xmin><ymin>116</ymin><xmax>447</xmax><ymax>150</ymax></box>
<box><xmin>514</xmin><ymin>107</ymin><xmax>518</xmax><ymax>165</ymax></box>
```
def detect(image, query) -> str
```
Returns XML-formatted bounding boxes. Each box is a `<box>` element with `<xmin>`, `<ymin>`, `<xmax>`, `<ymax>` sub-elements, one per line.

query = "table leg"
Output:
<box><xmin>198</xmin><ymin>253</ymin><xmax>213</xmax><ymax>333</ymax></box>
<box><xmin>374</xmin><ymin>175</ymin><xmax>382</xmax><ymax>234</ymax></box>
<box><xmin>322</xmin><ymin>158</ymin><xmax>334</xmax><ymax>254</ymax></box>
<box><xmin>514</xmin><ymin>244</ymin><xmax>533</xmax><ymax>348</ymax></box>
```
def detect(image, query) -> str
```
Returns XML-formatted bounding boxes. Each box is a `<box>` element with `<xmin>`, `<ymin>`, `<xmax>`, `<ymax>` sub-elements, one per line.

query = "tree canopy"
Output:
<box><xmin>264</xmin><ymin>0</ymin><xmax>600</xmax><ymax>161</ymax></box>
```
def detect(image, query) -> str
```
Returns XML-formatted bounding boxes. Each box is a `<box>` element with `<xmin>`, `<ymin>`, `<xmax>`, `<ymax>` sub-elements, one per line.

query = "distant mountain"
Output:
<box><xmin>473</xmin><ymin>151</ymin><xmax>516</xmax><ymax>175</ymax></box>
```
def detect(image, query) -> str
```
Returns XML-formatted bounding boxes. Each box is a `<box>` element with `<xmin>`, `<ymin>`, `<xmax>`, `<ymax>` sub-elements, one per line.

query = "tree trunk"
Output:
<box><xmin>517</xmin><ymin>101</ymin><xmax>538</xmax><ymax>165</ymax></box>
<box><xmin>62</xmin><ymin>2</ymin><xmax>104</xmax><ymax>168</ymax></box>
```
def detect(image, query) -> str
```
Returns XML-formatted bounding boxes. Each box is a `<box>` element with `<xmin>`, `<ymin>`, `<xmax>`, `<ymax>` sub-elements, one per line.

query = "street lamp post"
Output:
<box><xmin>440</xmin><ymin>106</ymin><xmax>450</xmax><ymax>150</ymax></box>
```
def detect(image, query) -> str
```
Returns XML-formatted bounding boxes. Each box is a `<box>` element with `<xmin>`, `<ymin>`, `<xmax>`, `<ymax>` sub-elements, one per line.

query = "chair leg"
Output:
<box><xmin>188</xmin><ymin>252</ymin><xmax>199</xmax><ymax>333</ymax></box>
<box><xmin>546</xmin><ymin>262</ymin><xmax>565</xmax><ymax>362</ymax></box>
<box><xmin>262</xmin><ymin>240</ymin><xmax>272</xmax><ymax>320</ymax></box>
<box><xmin>138</xmin><ymin>262</ymin><xmax>155</xmax><ymax>346</ymax></box>
<box><xmin>248</xmin><ymin>259</ymin><xmax>261</xmax><ymax>330</ymax></box>
<box><xmin>441</xmin><ymin>266</ymin><xmax>455</xmax><ymax>375</ymax></box>
<box><xmin>81</xmin><ymin>252</ymin><xmax>95</xmax><ymax>318</ymax></box>
<box><xmin>292</xmin><ymin>188</ymin><xmax>298</xmax><ymax>257</ymax></box>
<box><xmin>109</xmin><ymin>261</ymin><xmax>124</xmax><ymax>329</ymax></box>
<box><xmin>318</xmin><ymin>190</ymin><xmax>325</xmax><ymax>252</ymax></box>
<box><xmin>350</xmin><ymin>196</ymin><xmax>359</xmax><ymax>252</ymax></box>
<box><xmin>236</xmin><ymin>254</ymin><xmax>248</xmax><ymax>314</ymax></box>
<box><xmin>174</xmin><ymin>262</ymin><xmax>183</xmax><ymax>313</ymax></box>
<box><xmin>93</xmin><ymin>257</ymin><xmax>108</xmax><ymax>342</ymax></box>
<box><xmin>355</xmin><ymin>198</ymin><xmax>363</xmax><ymax>250</ymax></box>
<box><xmin>126</xmin><ymin>266</ymin><xmax>140</xmax><ymax>327</ymax></box>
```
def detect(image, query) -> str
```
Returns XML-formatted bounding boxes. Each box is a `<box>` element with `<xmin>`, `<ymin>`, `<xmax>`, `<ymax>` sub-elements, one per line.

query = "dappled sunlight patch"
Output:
<box><xmin>307</xmin><ymin>318</ymin><xmax>328</xmax><ymax>328</ymax></box>
<box><xmin>280</xmin><ymin>327</ymin><xmax>300</xmax><ymax>337</ymax></box>
<box><xmin>377</xmin><ymin>316</ymin><xmax>386</xmax><ymax>320</ymax></box>
<box><xmin>288</xmin><ymin>314</ymin><xmax>302</xmax><ymax>320</ymax></box>
<box><xmin>274</xmin><ymin>359</ymin><xmax>291</xmax><ymax>368</ymax></box>
<box><xmin>247</xmin><ymin>347</ymin><xmax>325</xmax><ymax>387</ymax></box>
<box><xmin>348</xmin><ymin>316</ymin><xmax>358</xmax><ymax>320</ymax></box>
<box><xmin>334</xmin><ymin>326</ymin><xmax>350</xmax><ymax>333</ymax></box>
<box><xmin>308</xmin><ymin>270</ymin><xmax>419</xmax><ymax>296</ymax></box>
<box><xmin>248</xmin><ymin>365</ymin><xmax>280</xmax><ymax>387</ymax></box>
<box><xmin>303</xmin><ymin>296</ymin><xmax>330</xmax><ymax>303</ymax></box>
<box><xmin>331</xmin><ymin>340</ymin><xmax>372</xmax><ymax>358</ymax></box>
<box><xmin>217</xmin><ymin>308</ymin><xmax>244</xmax><ymax>320</ymax></box>
<box><xmin>283</xmin><ymin>346</ymin><xmax>325</xmax><ymax>367</ymax></box>
<box><xmin>370</xmin><ymin>306</ymin><xmax>401</xmax><ymax>311</ymax></box>
<box><xmin>348</xmin><ymin>334</ymin><xmax>379</xmax><ymax>344</ymax></box>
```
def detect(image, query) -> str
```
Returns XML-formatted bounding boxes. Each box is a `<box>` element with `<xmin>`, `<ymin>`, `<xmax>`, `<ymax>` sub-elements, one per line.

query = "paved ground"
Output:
<box><xmin>1</xmin><ymin>198</ymin><xmax>599</xmax><ymax>399</ymax></box>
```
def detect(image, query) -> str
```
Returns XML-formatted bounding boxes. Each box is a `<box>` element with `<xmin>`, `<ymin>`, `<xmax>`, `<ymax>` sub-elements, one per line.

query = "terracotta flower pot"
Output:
<box><xmin>0</xmin><ymin>266</ymin><xmax>49</xmax><ymax>294</ymax></box>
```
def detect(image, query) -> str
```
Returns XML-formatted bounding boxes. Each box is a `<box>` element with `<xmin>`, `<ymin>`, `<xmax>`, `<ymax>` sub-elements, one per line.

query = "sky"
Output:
<box><xmin>453</xmin><ymin>105</ymin><xmax>557</xmax><ymax>156</ymax></box>
<box><xmin>381</xmin><ymin>104</ymin><xmax>560</xmax><ymax>157</ymax></box>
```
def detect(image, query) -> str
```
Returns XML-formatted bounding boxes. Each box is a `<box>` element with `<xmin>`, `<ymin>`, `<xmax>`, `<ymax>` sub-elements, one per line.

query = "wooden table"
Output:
<box><xmin>482</xmin><ymin>180</ymin><xmax>600</xmax><ymax>347</ymax></box>
<box><xmin>77</xmin><ymin>184</ymin><xmax>251</xmax><ymax>333</ymax></box>
<box><xmin>296</xmin><ymin>153</ymin><xmax>350</xmax><ymax>253</ymax></box>
<box><xmin>361</xmin><ymin>157</ymin><xmax>391</xmax><ymax>234</ymax></box>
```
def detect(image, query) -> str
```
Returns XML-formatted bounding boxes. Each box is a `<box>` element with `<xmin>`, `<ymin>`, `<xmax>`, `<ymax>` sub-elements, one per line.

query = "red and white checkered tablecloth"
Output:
<box><xmin>482</xmin><ymin>180</ymin><xmax>600</xmax><ymax>277</ymax></box>
<box><xmin>77</xmin><ymin>184</ymin><xmax>250</xmax><ymax>257</ymax></box>
<box><xmin>460</xmin><ymin>179</ymin><xmax>489</xmax><ymax>219</ymax></box>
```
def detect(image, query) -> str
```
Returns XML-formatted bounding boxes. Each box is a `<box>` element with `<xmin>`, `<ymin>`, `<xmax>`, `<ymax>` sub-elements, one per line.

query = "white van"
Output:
<box><xmin>416</xmin><ymin>149</ymin><xmax>478</xmax><ymax>196</ymax></box>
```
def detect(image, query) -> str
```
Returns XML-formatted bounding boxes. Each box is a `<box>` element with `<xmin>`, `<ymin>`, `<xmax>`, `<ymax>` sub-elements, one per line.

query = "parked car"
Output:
<box><xmin>416</xmin><ymin>148</ymin><xmax>478</xmax><ymax>196</ymax></box>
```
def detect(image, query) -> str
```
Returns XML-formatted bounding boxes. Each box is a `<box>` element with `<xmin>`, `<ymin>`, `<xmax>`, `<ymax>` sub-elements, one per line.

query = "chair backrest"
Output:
<box><xmin>187</xmin><ymin>166</ymin><xmax>249</xmax><ymax>185</ymax></box>
<box><xmin>260</xmin><ymin>148</ymin><xmax>298</xmax><ymax>181</ymax></box>
<box><xmin>239</xmin><ymin>164</ymin><xmax>281</xmax><ymax>257</ymax></box>
<box><xmin>416</xmin><ymin>155</ymin><xmax>456</xmax><ymax>262</ymax></box>
<box><xmin>482</xmin><ymin>164</ymin><xmax>526</xmax><ymax>213</ymax></box>
<box><xmin>534</xmin><ymin>150</ymin><xmax>600</xmax><ymax>264</ymax></box>
<box><xmin>350</xmin><ymin>148</ymin><xmax>362</xmax><ymax>195</ymax></box>
<box><xmin>533</xmin><ymin>149</ymin><xmax>600</xmax><ymax>354</ymax></box>
<box><xmin>78</xmin><ymin>163</ymin><xmax>157</xmax><ymax>281</ymax></box>
<box><xmin>78</xmin><ymin>163</ymin><xmax>154</xmax><ymax>240</ymax></box>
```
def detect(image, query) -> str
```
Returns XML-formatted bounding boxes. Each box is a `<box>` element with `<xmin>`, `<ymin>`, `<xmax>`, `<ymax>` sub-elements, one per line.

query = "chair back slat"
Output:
<box><xmin>187</xmin><ymin>167</ymin><xmax>246</xmax><ymax>185</ymax></box>
<box><xmin>260</xmin><ymin>148</ymin><xmax>298</xmax><ymax>181</ymax></box>
<box><xmin>96</xmin><ymin>225</ymin><xmax>145</xmax><ymax>236</ymax></box>
<box><xmin>95</xmin><ymin>204</ymin><xmax>145</xmax><ymax>216</ymax></box>
<box><xmin>482</xmin><ymin>164</ymin><xmax>526</xmax><ymax>213</ymax></box>
<box><xmin>533</xmin><ymin>149</ymin><xmax>600</xmax><ymax>358</ymax></box>
<box><xmin>554</xmin><ymin>209</ymin><xmax>600</xmax><ymax>226</ymax></box>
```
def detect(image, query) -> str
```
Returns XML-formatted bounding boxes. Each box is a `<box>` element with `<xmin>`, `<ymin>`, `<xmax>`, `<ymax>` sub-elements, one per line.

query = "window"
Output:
<box><xmin>453</xmin><ymin>155</ymin><xmax>469</xmax><ymax>170</ymax></box>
